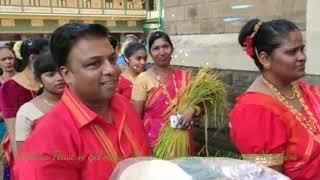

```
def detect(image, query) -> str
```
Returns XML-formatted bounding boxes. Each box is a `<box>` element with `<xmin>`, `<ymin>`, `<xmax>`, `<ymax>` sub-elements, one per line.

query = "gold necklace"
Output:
<box><xmin>263</xmin><ymin>78</ymin><xmax>295</xmax><ymax>100</ymax></box>
<box><xmin>263</xmin><ymin>77</ymin><xmax>320</xmax><ymax>143</ymax></box>
<box><xmin>20</xmin><ymin>71</ymin><xmax>40</xmax><ymax>91</ymax></box>
<box><xmin>21</xmin><ymin>72</ymin><xmax>39</xmax><ymax>98</ymax></box>
<box><xmin>279</xmin><ymin>85</ymin><xmax>296</xmax><ymax>100</ymax></box>
<box><xmin>153</xmin><ymin>69</ymin><xmax>178</xmax><ymax>105</ymax></box>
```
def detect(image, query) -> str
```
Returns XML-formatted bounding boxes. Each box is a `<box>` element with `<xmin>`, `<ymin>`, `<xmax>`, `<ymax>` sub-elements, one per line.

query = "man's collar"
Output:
<box><xmin>61</xmin><ymin>87</ymin><xmax>128</xmax><ymax>129</ymax></box>
<box><xmin>61</xmin><ymin>87</ymin><xmax>99</xmax><ymax>128</ymax></box>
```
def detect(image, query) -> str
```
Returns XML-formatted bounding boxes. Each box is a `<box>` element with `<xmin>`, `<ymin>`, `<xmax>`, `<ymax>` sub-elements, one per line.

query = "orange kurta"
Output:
<box><xmin>13</xmin><ymin>87</ymin><xmax>151</xmax><ymax>179</ymax></box>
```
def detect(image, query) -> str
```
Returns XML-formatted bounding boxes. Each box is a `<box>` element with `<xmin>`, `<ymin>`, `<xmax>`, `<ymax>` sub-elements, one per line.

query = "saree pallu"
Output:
<box><xmin>230</xmin><ymin>81</ymin><xmax>320</xmax><ymax>180</ymax></box>
<box><xmin>0</xmin><ymin>125</ymin><xmax>10</xmax><ymax>180</ymax></box>
<box><xmin>142</xmin><ymin>69</ymin><xmax>195</xmax><ymax>156</ymax></box>
<box><xmin>285</xmin><ymin>81</ymin><xmax>320</xmax><ymax>179</ymax></box>
<box><xmin>1</xmin><ymin>133</ymin><xmax>11</xmax><ymax>180</ymax></box>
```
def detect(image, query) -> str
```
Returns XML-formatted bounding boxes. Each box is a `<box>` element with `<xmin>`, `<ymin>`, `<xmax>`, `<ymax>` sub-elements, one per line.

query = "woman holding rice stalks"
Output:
<box><xmin>131</xmin><ymin>31</ymin><xmax>227</xmax><ymax>159</ymax></box>
<box><xmin>131</xmin><ymin>31</ymin><xmax>199</xmax><ymax>159</ymax></box>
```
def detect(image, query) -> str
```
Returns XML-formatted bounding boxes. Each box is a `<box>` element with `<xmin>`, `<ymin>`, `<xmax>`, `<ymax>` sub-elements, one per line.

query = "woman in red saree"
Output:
<box><xmin>131</xmin><ymin>31</ymin><xmax>200</xmax><ymax>158</ymax></box>
<box><xmin>116</xmin><ymin>42</ymin><xmax>147</xmax><ymax>100</ymax></box>
<box><xmin>0</xmin><ymin>45</ymin><xmax>16</xmax><ymax>180</ymax></box>
<box><xmin>230</xmin><ymin>18</ymin><xmax>320</xmax><ymax>179</ymax></box>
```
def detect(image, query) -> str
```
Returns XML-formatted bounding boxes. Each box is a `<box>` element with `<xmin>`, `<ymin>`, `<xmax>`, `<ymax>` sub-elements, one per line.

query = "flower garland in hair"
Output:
<box><xmin>244</xmin><ymin>21</ymin><xmax>263</xmax><ymax>58</ymax></box>
<box><xmin>13</xmin><ymin>41</ymin><xmax>23</xmax><ymax>60</ymax></box>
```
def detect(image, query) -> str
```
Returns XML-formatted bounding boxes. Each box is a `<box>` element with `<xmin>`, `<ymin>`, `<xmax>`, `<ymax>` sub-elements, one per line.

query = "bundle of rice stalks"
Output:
<box><xmin>153</xmin><ymin>125</ymin><xmax>190</xmax><ymax>159</ymax></box>
<box><xmin>177</xmin><ymin>67</ymin><xmax>227</xmax><ymax>128</ymax></box>
<box><xmin>154</xmin><ymin>67</ymin><xmax>227</xmax><ymax>159</ymax></box>
<box><xmin>177</xmin><ymin>67</ymin><xmax>227</xmax><ymax>156</ymax></box>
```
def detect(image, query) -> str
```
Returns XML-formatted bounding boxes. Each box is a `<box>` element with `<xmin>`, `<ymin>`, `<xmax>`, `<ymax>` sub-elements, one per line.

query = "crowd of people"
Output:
<box><xmin>0</xmin><ymin>18</ymin><xmax>318</xmax><ymax>180</ymax></box>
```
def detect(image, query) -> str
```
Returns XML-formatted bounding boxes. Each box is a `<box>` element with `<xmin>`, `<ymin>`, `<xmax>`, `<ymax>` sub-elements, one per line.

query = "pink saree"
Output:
<box><xmin>142</xmin><ymin>69</ymin><xmax>195</xmax><ymax>154</ymax></box>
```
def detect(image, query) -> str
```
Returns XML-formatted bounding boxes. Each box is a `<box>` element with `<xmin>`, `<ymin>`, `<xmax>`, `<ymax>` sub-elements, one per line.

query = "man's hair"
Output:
<box><xmin>108</xmin><ymin>35</ymin><xmax>119</xmax><ymax>50</ymax></box>
<box><xmin>50</xmin><ymin>23</ymin><xmax>110</xmax><ymax>67</ymax></box>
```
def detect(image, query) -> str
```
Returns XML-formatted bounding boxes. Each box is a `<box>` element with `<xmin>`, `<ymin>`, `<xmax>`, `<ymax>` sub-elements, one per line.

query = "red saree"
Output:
<box><xmin>116</xmin><ymin>74</ymin><xmax>133</xmax><ymax>100</ymax></box>
<box><xmin>230</xmin><ymin>81</ymin><xmax>320</xmax><ymax>180</ymax></box>
<box><xmin>142</xmin><ymin>69</ymin><xmax>195</xmax><ymax>155</ymax></box>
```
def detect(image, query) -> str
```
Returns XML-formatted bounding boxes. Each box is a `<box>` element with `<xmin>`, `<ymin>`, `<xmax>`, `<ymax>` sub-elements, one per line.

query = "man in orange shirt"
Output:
<box><xmin>13</xmin><ymin>23</ymin><xmax>151</xmax><ymax>179</ymax></box>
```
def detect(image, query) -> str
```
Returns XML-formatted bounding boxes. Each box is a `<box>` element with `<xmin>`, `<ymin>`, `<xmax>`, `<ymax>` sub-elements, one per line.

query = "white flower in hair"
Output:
<box><xmin>13</xmin><ymin>41</ymin><xmax>23</xmax><ymax>60</ymax></box>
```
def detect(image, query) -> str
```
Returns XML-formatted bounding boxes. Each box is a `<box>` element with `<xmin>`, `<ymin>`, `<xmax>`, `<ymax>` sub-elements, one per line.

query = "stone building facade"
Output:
<box><xmin>0</xmin><ymin>0</ymin><xmax>160</xmax><ymax>40</ymax></box>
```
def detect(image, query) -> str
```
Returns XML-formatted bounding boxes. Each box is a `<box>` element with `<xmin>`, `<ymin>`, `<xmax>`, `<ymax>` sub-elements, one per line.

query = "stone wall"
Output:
<box><xmin>162</xmin><ymin>1</ymin><xmax>320</xmax><ymax>75</ymax></box>
<box><xmin>164</xmin><ymin>0</ymin><xmax>306</xmax><ymax>35</ymax></box>
<box><xmin>161</xmin><ymin>0</ymin><xmax>320</xmax><ymax>157</ymax></box>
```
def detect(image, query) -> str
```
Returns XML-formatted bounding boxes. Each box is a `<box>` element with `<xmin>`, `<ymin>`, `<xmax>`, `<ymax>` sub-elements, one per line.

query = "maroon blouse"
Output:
<box><xmin>0</xmin><ymin>79</ymin><xmax>37</xmax><ymax>119</ymax></box>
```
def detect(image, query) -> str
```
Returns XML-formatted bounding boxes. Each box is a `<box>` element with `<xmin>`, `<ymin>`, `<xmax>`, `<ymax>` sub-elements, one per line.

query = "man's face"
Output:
<box><xmin>61</xmin><ymin>37</ymin><xmax>121</xmax><ymax>104</ymax></box>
